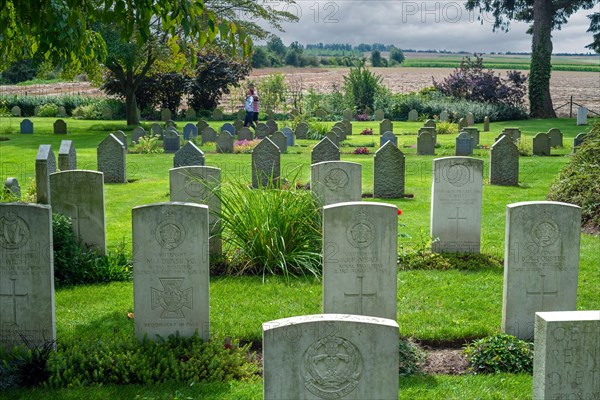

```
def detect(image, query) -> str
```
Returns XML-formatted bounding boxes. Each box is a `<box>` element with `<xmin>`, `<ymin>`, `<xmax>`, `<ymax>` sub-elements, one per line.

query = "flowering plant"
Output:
<box><xmin>360</xmin><ymin>128</ymin><xmax>373</xmax><ymax>135</ymax></box>
<box><xmin>234</xmin><ymin>139</ymin><xmax>259</xmax><ymax>153</ymax></box>
<box><xmin>353</xmin><ymin>147</ymin><xmax>369</xmax><ymax>154</ymax></box>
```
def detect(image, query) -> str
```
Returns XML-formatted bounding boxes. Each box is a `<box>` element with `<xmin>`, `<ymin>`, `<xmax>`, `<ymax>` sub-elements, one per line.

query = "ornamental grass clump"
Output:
<box><xmin>215</xmin><ymin>178</ymin><xmax>322</xmax><ymax>281</ymax></box>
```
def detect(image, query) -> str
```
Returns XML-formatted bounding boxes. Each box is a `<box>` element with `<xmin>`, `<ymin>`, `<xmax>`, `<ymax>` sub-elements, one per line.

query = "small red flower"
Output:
<box><xmin>397</xmin><ymin>209</ymin><xmax>403</xmax><ymax>216</ymax></box>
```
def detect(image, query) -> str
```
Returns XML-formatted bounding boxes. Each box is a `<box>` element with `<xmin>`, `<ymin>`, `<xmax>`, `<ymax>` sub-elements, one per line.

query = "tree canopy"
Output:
<box><xmin>0</xmin><ymin>0</ymin><xmax>252</xmax><ymax>72</ymax></box>
<box><xmin>465</xmin><ymin>0</ymin><xmax>599</xmax><ymax>118</ymax></box>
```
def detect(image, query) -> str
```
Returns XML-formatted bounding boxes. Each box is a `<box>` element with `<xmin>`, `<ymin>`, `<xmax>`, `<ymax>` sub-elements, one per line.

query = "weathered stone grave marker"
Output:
<box><xmin>4</xmin><ymin>178</ymin><xmax>20</xmax><ymax>199</ymax></box>
<box><xmin>311</xmin><ymin>161</ymin><xmax>362</xmax><ymax>207</ymax></box>
<box><xmin>295</xmin><ymin>122</ymin><xmax>309</xmax><ymax>139</ymax></box>
<box><xmin>374</xmin><ymin>109</ymin><xmax>384</xmax><ymax>121</ymax></box>
<box><xmin>417</xmin><ymin>131</ymin><xmax>435</xmax><ymax>155</ymax></box>
<box><xmin>163</xmin><ymin>130</ymin><xmax>181</xmax><ymax>154</ymax></box>
<box><xmin>311</xmin><ymin>137</ymin><xmax>340</xmax><ymax>165</ymax></box>
<box><xmin>35</xmin><ymin>145</ymin><xmax>56</xmax><ymax>204</ymax></box>
<box><xmin>374</xmin><ymin>141</ymin><xmax>405</xmax><ymax>198</ymax></box>
<box><xmin>58</xmin><ymin>140</ymin><xmax>76</xmax><ymax>171</ymax></box>
<box><xmin>379</xmin><ymin>119</ymin><xmax>392</xmax><ymax>135</ymax></box>
<box><xmin>97</xmin><ymin>134</ymin><xmax>126</xmax><ymax>183</ymax></box>
<box><xmin>131</xmin><ymin>126</ymin><xmax>146</xmax><ymax>144</ymax></box>
<box><xmin>577</xmin><ymin>106</ymin><xmax>587</xmax><ymax>125</ymax></box>
<box><xmin>502</xmin><ymin>201</ymin><xmax>581</xmax><ymax>340</ymax></box>
<box><xmin>183</xmin><ymin>123</ymin><xmax>198</xmax><ymax>140</ymax></box>
<box><xmin>271</xmin><ymin>131</ymin><xmax>287</xmax><ymax>153</ymax></box>
<box><xmin>133</xmin><ymin>203</ymin><xmax>210</xmax><ymax>341</ymax></box>
<box><xmin>53</xmin><ymin>119</ymin><xmax>67</xmax><ymax>134</ymax></box>
<box><xmin>215</xmin><ymin>131</ymin><xmax>234</xmax><ymax>153</ymax></box>
<box><xmin>201</xmin><ymin>126</ymin><xmax>217</xmax><ymax>144</ymax></box>
<box><xmin>455</xmin><ymin>131</ymin><xmax>473</xmax><ymax>156</ymax></box>
<box><xmin>490</xmin><ymin>135</ymin><xmax>519</xmax><ymax>186</ymax></box>
<box><xmin>380</xmin><ymin>131</ymin><xmax>397</xmax><ymax>147</ymax></box>
<box><xmin>20</xmin><ymin>119</ymin><xmax>33</xmax><ymax>134</ymax></box>
<box><xmin>252</xmin><ymin>137</ymin><xmax>280</xmax><ymax>188</ymax></box>
<box><xmin>431</xmin><ymin>157</ymin><xmax>483</xmax><ymax>253</ymax></box>
<box><xmin>0</xmin><ymin>203</ymin><xmax>55</xmax><ymax>351</ymax></box>
<box><xmin>50</xmin><ymin>170</ymin><xmax>106</xmax><ymax>255</ymax></box>
<box><xmin>323</xmin><ymin>202</ymin><xmax>398</xmax><ymax>320</ymax></box>
<box><xmin>547</xmin><ymin>128</ymin><xmax>563</xmax><ymax>147</ymax></box>
<box><xmin>173</xmin><ymin>142</ymin><xmax>205</xmax><ymax>168</ymax></box>
<box><xmin>533</xmin><ymin>311</ymin><xmax>599</xmax><ymax>400</ymax></box>
<box><xmin>408</xmin><ymin>109</ymin><xmax>418</xmax><ymax>122</ymax></box>
<box><xmin>263</xmin><ymin>314</ymin><xmax>399</xmax><ymax>400</ymax></box>
<box><xmin>533</xmin><ymin>132</ymin><xmax>551</xmax><ymax>156</ymax></box>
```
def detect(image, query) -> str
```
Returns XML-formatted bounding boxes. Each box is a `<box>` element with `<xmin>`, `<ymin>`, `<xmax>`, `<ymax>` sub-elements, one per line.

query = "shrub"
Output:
<box><xmin>547</xmin><ymin>124</ymin><xmax>600</xmax><ymax>231</ymax></box>
<box><xmin>215</xmin><ymin>178</ymin><xmax>322</xmax><ymax>280</ymax></box>
<box><xmin>343</xmin><ymin>62</ymin><xmax>383</xmax><ymax>114</ymax></box>
<box><xmin>399</xmin><ymin>339</ymin><xmax>426</xmax><ymax>376</ymax></box>
<box><xmin>307</xmin><ymin>120</ymin><xmax>329</xmax><ymax>140</ymax></box>
<box><xmin>433</xmin><ymin>54</ymin><xmax>528</xmax><ymax>108</ymax></box>
<box><xmin>464</xmin><ymin>334</ymin><xmax>533</xmax><ymax>374</ymax></box>
<box><xmin>259</xmin><ymin>73</ymin><xmax>287</xmax><ymax>113</ymax></box>
<box><xmin>129</xmin><ymin>135</ymin><xmax>164</xmax><ymax>154</ymax></box>
<box><xmin>516</xmin><ymin>135</ymin><xmax>532</xmax><ymax>156</ymax></box>
<box><xmin>436</xmin><ymin>121</ymin><xmax>459</xmax><ymax>135</ymax></box>
<box><xmin>37</xmin><ymin>103</ymin><xmax>58</xmax><ymax>117</ymax></box>
<box><xmin>0</xmin><ymin>338</ymin><xmax>55</xmax><ymax>388</ymax></box>
<box><xmin>353</xmin><ymin>147</ymin><xmax>369</xmax><ymax>154</ymax></box>
<box><xmin>360</xmin><ymin>128</ymin><xmax>373</xmax><ymax>135</ymax></box>
<box><xmin>45</xmin><ymin>334</ymin><xmax>258</xmax><ymax>387</ymax></box>
<box><xmin>53</xmin><ymin>213</ymin><xmax>131</xmax><ymax>286</ymax></box>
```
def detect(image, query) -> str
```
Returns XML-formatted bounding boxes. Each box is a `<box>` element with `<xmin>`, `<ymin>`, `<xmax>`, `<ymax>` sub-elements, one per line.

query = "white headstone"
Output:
<box><xmin>311</xmin><ymin>161</ymin><xmax>362</xmax><ymax>207</ymax></box>
<box><xmin>263</xmin><ymin>314</ymin><xmax>399</xmax><ymax>400</ymax></box>
<box><xmin>576</xmin><ymin>106</ymin><xmax>587</xmax><ymax>126</ymax></box>
<box><xmin>0</xmin><ymin>203</ymin><xmax>55</xmax><ymax>351</ymax></box>
<box><xmin>502</xmin><ymin>201</ymin><xmax>581</xmax><ymax>340</ymax></box>
<box><xmin>533</xmin><ymin>311</ymin><xmax>599</xmax><ymax>400</ymax></box>
<box><xmin>50</xmin><ymin>170</ymin><xmax>106</xmax><ymax>255</ymax></box>
<box><xmin>431</xmin><ymin>157</ymin><xmax>483</xmax><ymax>253</ymax></box>
<box><xmin>133</xmin><ymin>202</ymin><xmax>210</xmax><ymax>341</ymax></box>
<box><xmin>323</xmin><ymin>202</ymin><xmax>398</xmax><ymax>320</ymax></box>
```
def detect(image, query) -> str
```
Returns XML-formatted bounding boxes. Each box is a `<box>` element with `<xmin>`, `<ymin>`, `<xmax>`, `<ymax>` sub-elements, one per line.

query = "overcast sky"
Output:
<box><xmin>266</xmin><ymin>1</ymin><xmax>598</xmax><ymax>53</ymax></box>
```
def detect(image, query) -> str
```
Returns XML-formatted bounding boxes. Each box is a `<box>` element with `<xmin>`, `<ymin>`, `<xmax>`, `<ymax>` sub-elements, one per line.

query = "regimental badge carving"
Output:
<box><xmin>323</xmin><ymin>168</ymin><xmax>349</xmax><ymax>191</ymax></box>
<box><xmin>151</xmin><ymin>278</ymin><xmax>193</xmax><ymax>319</ymax></box>
<box><xmin>444</xmin><ymin>163</ymin><xmax>470</xmax><ymax>187</ymax></box>
<box><xmin>346</xmin><ymin>211</ymin><xmax>375</xmax><ymax>248</ymax></box>
<box><xmin>531</xmin><ymin>220</ymin><xmax>559</xmax><ymax>247</ymax></box>
<box><xmin>302</xmin><ymin>335</ymin><xmax>362</xmax><ymax>399</ymax></box>
<box><xmin>0</xmin><ymin>212</ymin><xmax>30</xmax><ymax>249</ymax></box>
<box><xmin>155</xmin><ymin>209</ymin><xmax>186</xmax><ymax>249</ymax></box>
<box><xmin>183</xmin><ymin>175</ymin><xmax>205</xmax><ymax>197</ymax></box>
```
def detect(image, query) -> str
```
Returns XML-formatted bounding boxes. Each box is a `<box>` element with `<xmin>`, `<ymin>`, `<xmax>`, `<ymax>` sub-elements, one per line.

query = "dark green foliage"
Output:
<box><xmin>0</xmin><ymin>337</ymin><xmax>55</xmax><ymax>388</ymax></box>
<box><xmin>343</xmin><ymin>62</ymin><xmax>384</xmax><ymax>114</ymax></box>
<box><xmin>370</xmin><ymin>50</ymin><xmax>384</xmax><ymax>67</ymax></box>
<box><xmin>433</xmin><ymin>54</ymin><xmax>527</xmax><ymax>108</ymax></box>
<box><xmin>1</xmin><ymin>59</ymin><xmax>37</xmax><ymax>84</ymax></box>
<box><xmin>188</xmin><ymin>50</ymin><xmax>251</xmax><ymax>111</ymax></box>
<box><xmin>44</xmin><ymin>334</ymin><xmax>258</xmax><ymax>387</ymax></box>
<box><xmin>547</xmin><ymin>123</ymin><xmax>600</xmax><ymax>230</ymax></box>
<box><xmin>378</xmin><ymin>91</ymin><xmax>527</xmax><ymax>122</ymax></box>
<box><xmin>398</xmin><ymin>250</ymin><xmax>503</xmax><ymax>271</ymax></box>
<box><xmin>464</xmin><ymin>334</ymin><xmax>533</xmax><ymax>374</ymax></box>
<box><xmin>215</xmin><ymin>179</ymin><xmax>322</xmax><ymax>280</ymax></box>
<box><xmin>1</xmin><ymin>94</ymin><xmax>116</xmax><ymax>117</ymax></box>
<box><xmin>53</xmin><ymin>213</ymin><xmax>131</xmax><ymax>286</ymax></box>
<box><xmin>389</xmin><ymin>47</ymin><xmax>405</xmax><ymax>64</ymax></box>
<box><xmin>399</xmin><ymin>339</ymin><xmax>426</xmax><ymax>376</ymax></box>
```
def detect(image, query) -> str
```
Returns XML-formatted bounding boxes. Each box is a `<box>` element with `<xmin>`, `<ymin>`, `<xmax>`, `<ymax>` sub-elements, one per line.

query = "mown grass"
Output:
<box><xmin>0</xmin><ymin>115</ymin><xmax>598</xmax><ymax>399</ymax></box>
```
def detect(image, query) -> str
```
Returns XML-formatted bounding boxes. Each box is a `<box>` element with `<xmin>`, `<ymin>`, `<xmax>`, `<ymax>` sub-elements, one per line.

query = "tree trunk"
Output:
<box><xmin>529</xmin><ymin>0</ymin><xmax>556</xmax><ymax>118</ymax></box>
<box><xmin>125</xmin><ymin>88</ymin><xmax>139</xmax><ymax>126</ymax></box>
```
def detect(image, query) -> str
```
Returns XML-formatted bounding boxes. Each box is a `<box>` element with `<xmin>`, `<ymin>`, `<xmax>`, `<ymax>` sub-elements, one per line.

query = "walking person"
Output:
<box><xmin>244</xmin><ymin>88</ymin><xmax>255</xmax><ymax>129</ymax></box>
<box><xmin>249</xmin><ymin>83</ymin><xmax>259</xmax><ymax>124</ymax></box>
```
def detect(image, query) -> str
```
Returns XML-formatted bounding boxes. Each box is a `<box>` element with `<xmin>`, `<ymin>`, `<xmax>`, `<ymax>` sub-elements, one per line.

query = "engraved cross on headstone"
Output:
<box><xmin>448</xmin><ymin>207</ymin><xmax>467</xmax><ymax>236</ymax></box>
<box><xmin>526</xmin><ymin>274</ymin><xmax>558</xmax><ymax>309</ymax></box>
<box><xmin>0</xmin><ymin>278</ymin><xmax>28</xmax><ymax>326</ymax></box>
<box><xmin>344</xmin><ymin>275</ymin><xmax>377</xmax><ymax>314</ymax></box>
<box><xmin>71</xmin><ymin>205</ymin><xmax>90</xmax><ymax>239</ymax></box>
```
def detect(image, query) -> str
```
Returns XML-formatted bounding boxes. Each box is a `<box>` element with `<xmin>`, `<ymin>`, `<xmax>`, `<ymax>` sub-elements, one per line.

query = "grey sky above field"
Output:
<box><xmin>265</xmin><ymin>1</ymin><xmax>597</xmax><ymax>53</ymax></box>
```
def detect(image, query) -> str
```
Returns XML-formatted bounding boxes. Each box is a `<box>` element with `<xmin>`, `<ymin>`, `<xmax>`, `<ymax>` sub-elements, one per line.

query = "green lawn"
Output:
<box><xmin>0</xmin><ymin>116</ymin><xmax>598</xmax><ymax>399</ymax></box>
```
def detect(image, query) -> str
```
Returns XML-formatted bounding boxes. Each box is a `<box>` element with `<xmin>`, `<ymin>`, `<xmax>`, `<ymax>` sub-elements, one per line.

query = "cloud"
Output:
<box><xmin>267</xmin><ymin>0</ymin><xmax>596</xmax><ymax>53</ymax></box>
